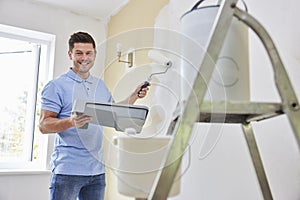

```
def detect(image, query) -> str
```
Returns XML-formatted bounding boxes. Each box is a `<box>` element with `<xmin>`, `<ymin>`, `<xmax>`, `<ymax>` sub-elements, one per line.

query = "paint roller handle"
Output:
<box><xmin>138</xmin><ymin>81</ymin><xmax>150</xmax><ymax>97</ymax></box>
<box><xmin>190</xmin><ymin>0</ymin><xmax>205</xmax><ymax>11</ymax></box>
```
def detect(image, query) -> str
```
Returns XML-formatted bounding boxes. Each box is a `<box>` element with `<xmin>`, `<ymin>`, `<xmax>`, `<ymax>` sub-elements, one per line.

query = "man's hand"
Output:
<box><xmin>136</xmin><ymin>81</ymin><xmax>150</xmax><ymax>99</ymax></box>
<box><xmin>71</xmin><ymin>112</ymin><xmax>92</xmax><ymax>128</ymax></box>
<box><xmin>117</xmin><ymin>81</ymin><xmax>151</xmax><ymax>105</ymax></box>
<box><xmin>39</xmin><ymin>110</ymin><xmax>92</xmax><ymax>134</ymax></box>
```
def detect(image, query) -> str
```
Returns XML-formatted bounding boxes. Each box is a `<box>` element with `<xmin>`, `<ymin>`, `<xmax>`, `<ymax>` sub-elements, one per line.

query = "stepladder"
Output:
<box><xmin>147</xmin><ymin>0</ymin><xmax>300</xmax><ymax>199</ymax></box>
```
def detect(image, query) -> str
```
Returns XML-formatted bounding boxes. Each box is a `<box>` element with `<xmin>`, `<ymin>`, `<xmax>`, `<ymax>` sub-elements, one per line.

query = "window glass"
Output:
<box><xmin>0</xmin><ymin>25</ymin><xmax>55</xmax><ymax>168</ymax></box>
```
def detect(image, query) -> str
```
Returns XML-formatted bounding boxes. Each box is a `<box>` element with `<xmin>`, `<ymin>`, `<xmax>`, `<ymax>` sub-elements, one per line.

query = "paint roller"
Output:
<box><xmin>138</xmin><ymin>50</ymin><xmax>173</xmax><ymax>95</ymax></box>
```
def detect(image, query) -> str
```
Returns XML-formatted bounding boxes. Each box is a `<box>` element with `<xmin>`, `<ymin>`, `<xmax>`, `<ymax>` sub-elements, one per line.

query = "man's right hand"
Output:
<box><xmin>71</xmin><ymin>112</ymin><xmax>92</xmax><ymax>128</ymax></box>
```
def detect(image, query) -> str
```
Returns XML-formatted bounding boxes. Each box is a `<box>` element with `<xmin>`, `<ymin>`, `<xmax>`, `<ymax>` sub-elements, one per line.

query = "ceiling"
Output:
<box><xmin>31</xmin><ymin>0</ymin><xmax>130</xmax><ymax>21</ymax></box>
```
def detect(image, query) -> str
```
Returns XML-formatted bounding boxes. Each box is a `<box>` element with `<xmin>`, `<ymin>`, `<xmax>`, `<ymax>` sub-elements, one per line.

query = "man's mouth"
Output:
<box><xmin>79</xmin><ymin>61</ymin><xmax>89</xmax><ymax>66</ymax></box>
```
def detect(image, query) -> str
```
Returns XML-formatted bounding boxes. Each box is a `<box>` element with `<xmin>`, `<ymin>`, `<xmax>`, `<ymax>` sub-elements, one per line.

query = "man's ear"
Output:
<box><xmin>68</xmin><ymin>51</ymin><xmax>72</xmax><ymax>60</ymax></box>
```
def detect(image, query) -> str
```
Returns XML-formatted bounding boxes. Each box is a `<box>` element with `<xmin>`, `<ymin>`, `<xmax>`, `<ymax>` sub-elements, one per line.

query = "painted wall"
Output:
<box><xmin>0</xmin><ymin>171</ymin><xmax>50</xmax><ymax>200</ymax></box>
<box><xmin>246</xmin><ymin>0</ymin><xmax>300</xmax><ymax>199</ymax></box>
<box><xmin>105</xmin><ymin>0</ymin><xmax>300</xmax><ymax>200</ymax></box>
<box><xmin>0</xmin><ymin>0</ymin><xmax>299</xmax><ymax>199</ymax></box>
<box><xmin>103</xmin><ymin>0</ymin><xmax>169</xmax><ymax>199</ymax></box>
<box><xmin>0</xmin><ymin>0</ymin><xmax>107</xmax><ymax>199</ymax></box>
<box><xmin>152</xmin><ymin>0</ymin><xmax>260</xmax><ymax>199</ymax></box>
<box><xmin>159</xmin><ymin>0</ymin><xmax>300</xmax><ymax>200</ymax></box>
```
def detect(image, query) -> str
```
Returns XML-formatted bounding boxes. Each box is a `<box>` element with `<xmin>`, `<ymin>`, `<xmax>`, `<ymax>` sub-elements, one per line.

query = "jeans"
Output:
<box><xmin>49</xmin><ymin>173</ymin><xmax>106</xmax><ymax>200</ymax></box>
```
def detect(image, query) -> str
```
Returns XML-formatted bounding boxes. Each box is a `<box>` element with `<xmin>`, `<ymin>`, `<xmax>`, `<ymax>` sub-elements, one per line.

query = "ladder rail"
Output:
<box><xmin>233</xmin><ymin>7</ymin><xmax>300</xmax><ymax>148</ymax></box>
<box><xmin>242</xmin><ymin>123</ymin><xmax>273</xmax><ymax>200</ymax></box>
<box><xmin>147</xmin><ymin>1</ymin><xmax>300</xmax><ymax>200</ymax></box>
<box><xmin>148</xmin><ymin>0</ymin><xmax>238</xmax><ymax>199</ymax></box>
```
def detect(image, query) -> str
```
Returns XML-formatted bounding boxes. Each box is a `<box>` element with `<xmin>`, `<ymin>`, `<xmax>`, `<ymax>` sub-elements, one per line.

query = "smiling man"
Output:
<box><xmin>39</xmin><ymin>32</ymin><xmax>149</xmax><ymax>200</ymax></box>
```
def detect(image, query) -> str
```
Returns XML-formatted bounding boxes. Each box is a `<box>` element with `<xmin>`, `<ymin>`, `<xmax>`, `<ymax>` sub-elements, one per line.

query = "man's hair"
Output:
<box><xmin>68</xmin><ymin>31</ymin><xmax>96</xmax><ymax>51</ymax></box>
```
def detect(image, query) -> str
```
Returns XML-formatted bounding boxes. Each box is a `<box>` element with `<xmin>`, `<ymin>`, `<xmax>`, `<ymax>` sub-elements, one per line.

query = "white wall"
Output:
<box><xmin>0</xmin><ymin>0</ymin><xmax>107</xmax><ymax>199</ymax></box>
<box><xmin>0</xmin><ymin>171</ymin><xmax>50</xmax><ymax>200</ymax></box>
<box><xmin>0</xmin><ymin>0</ymin><xmax>107</xmax><ymax>78</ymax></box>
<box><xmin>1</xmin><ymin>0</ymin><xmax>299</xmax><ymax>199</ymax></box>
<box><xmin>246</xmin><ymin>0</ymin><xmax>300</xmax><ymax>199</ymax></box>
<box><xmin>151</xmin><ymin>0</ymin><xmax>300</xmax><ymax>200</ymax></box>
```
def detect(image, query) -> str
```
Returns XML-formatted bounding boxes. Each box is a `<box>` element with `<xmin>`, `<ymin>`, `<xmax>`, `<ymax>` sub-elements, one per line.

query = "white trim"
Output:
<box><xmin>0</xmin><ymin>169</ymin><xmax>51</xmax><ymax>175</ymax></box>
<box><xmin>0</xmin><ymin>24</ymin><xmax>55</xmax><ymax>81</ymax></box>
<box><xmin>0</xmin><ymin>24</ymin><xmax>55</xmax><ymax>170</ymax></box>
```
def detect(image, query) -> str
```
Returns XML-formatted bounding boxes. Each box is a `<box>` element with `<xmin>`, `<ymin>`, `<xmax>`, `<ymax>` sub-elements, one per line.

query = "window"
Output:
<box><xmin>0</xmin><ymin>24</ymin><xmax>55</xmax><ymax>169</ymax></box>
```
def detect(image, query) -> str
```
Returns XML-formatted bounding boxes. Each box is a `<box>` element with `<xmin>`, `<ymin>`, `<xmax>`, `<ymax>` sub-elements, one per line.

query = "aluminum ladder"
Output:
<box><xmin>147</xmin><ymin>0</ymin><xmax>300</xmax><ymax>199</ymax></box>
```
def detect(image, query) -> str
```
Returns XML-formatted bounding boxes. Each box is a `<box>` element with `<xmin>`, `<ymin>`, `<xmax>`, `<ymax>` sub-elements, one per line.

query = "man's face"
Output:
<box><xmin>68</xmin><ymin>43</ymin><xmax>96</xmax><ymax>75</ymax></box>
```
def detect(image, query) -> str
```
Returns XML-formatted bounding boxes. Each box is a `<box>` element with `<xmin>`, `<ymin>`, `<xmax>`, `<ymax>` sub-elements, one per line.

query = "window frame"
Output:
<box><xmin>0</xmin><ymin>24</ymin><xmax>55</xmax><ymax>170</ymax></box>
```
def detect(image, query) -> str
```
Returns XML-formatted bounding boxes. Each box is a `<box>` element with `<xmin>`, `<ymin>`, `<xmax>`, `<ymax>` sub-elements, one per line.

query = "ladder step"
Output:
<box><xmin>199</xmin><ymin>101</ymin><xmax>283</xmax><ymax>123</ymax></box>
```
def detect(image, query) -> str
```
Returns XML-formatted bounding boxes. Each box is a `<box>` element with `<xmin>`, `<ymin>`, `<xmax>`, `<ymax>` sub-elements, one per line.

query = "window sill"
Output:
<box><xmin>0</xmin><ymin>169</ymin><xmax>51</xmax><ymax>176</ymax></box>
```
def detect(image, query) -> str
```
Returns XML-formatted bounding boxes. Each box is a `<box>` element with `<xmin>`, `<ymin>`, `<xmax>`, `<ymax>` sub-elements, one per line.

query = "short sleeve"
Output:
<box><xmin>41</xmin><ymin>81</ymin><xmax>63</xmax><ymax>114</ymax></box>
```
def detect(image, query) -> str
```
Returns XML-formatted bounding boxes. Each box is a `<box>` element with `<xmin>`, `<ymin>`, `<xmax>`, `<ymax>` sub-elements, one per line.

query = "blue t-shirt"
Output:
<box><xmin>41</xmin><ymin>68</ymin><xmax>113</xmax><ymax>175</ymax></box>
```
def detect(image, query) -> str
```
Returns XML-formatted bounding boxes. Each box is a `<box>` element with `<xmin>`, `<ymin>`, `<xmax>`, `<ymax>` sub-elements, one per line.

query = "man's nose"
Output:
<box><xmin>81</xmin><ymin>53</ymin><xmax>89</xmax><ymax>59</ymax></box>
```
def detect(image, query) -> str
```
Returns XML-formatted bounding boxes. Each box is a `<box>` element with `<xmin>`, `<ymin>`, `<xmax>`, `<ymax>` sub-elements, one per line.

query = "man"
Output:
<box><xmin>39</xmin><ymin>31</ymin><xmax>149</xmax><ymax>200</ymax></box>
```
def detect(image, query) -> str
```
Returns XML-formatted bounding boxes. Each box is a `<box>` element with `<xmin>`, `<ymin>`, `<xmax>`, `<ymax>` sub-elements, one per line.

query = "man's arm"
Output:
<box><xmin>39</xmin><ymin>110</ymin><xmax>92</xmax><ymax>134</ymax></box>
